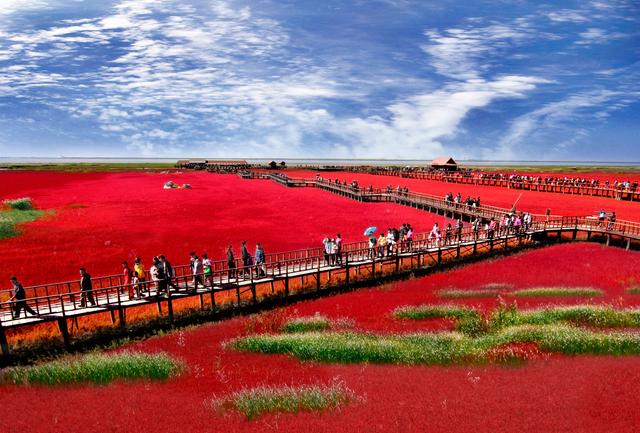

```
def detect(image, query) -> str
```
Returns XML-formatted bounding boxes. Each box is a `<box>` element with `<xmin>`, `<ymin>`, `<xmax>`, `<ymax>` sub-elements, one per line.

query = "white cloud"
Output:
<box><xmin>575</xmin><ymin>27</ymin><xmax>627</xmax><ymax>45</ymax></box>
<box><xmin>497</xmin><ymin>89</ymin><xmax>636</xmax><ymax>158</ymax></box>
<box><xmin>330</xmin><ymin>76</ymin><xmax>548</xmax><ymax>158</ymax></box>
<box><xmin>0</xmin><ymin>0</ymin><xmax>50</xmax><ymax>16</ymax></box>
<box><xmin>422</xmin><ymin>23</ymin><xmax>531</xmax><ymax>80</ymax></box>
<box><xmin>547</xmin><ymin>9</ymin><xmax>590</xmax><ymax>23</ymax></box>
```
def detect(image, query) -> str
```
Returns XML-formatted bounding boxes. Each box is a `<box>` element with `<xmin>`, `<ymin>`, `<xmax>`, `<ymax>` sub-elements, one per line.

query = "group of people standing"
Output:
<box><xmin>322</xmin><ymin>235</ymin><xmax>343</xmax><ymax>265</ymax></box>
<box><xmin>367</xmin><ymin>224</ymin><xmax>415</xmax><ymax>258</ymax></box>
<box><xmin>444</xmin><ymin>192</ymin><xmax>481</xmax><ymax>209</ymax></box>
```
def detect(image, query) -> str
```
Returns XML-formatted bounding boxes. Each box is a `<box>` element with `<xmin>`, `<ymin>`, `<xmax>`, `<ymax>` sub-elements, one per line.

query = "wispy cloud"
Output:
<box><xmin>575</xmin><ymin>27</ymin><xmax>627</xmax><ymax>45</ymax></box>
<box><xmin>0</xmin><ymin>0</ymin><xmax>51</xmax><ymax>16</ymax></box>
<box><xmin>422</xmin><ymin>22</ymin><xmax>532</xmax><ymax>80</ymax></box>
<box><xmin>498</xmin><ymin>89</ymin><xmax>638</xmax><ymax>158</ymax></box>
<box><xmin>546</xmin><ymin>9</ymin><xmax>590</xmax><ymax>23</ymax></box>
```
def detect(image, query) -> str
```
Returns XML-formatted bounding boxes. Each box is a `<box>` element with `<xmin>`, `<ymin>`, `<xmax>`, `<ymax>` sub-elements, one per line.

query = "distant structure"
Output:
<box><xmin>431</xmin><ymin>156</ymin><xmax>458</xmax><ymax>171</ymax></box>
<box><xmin>175</xmin><ymin>159</ymin><xmax>250</xmax><ymax>173</ymax></box>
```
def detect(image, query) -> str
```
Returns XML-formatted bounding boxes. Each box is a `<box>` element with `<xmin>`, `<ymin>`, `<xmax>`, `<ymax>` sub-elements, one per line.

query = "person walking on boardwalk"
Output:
<box><xmin>455</xmin><ymin>219</ymin><xmax>463</xmax><ymax>242</ymax></box>
<box><xmin>597</xmin><ymin>209</ymin><xmax>606</xmax><ymax>228</ymax></box>
<box><xmin>368</xmin><ymin>234</ymin><xmax>377</xmax><ymax>260</ymax></box>
<box><xmin>329</xmin><ymin>238</ymin><xmax>339</xmax><ymax>265</ymax></box>
<box><xmin>472</xmin><ymin>217</ymin><xmax>481</xmax><ymax>240</ymax></box>
<box><xmin>428</xmin><ymin>223</ymin><xmax>441</xmax><ymax>248</ymax></box>
<box><xmin>488</xmin><ymin>217</ymin><xmax>497</xmax><ymax>240</ymax></box>
<box><xmin>241</xmin><ymin>241</ymin><xmax>251</xmax><ymax>278</ymax></box>
<box><xmin>159</xmin><ymin>255</ymin><xmax>177</xmax><ymax>291</ymax></box>
<box><xmin>202</xmin><ymin>253</ymin><xmax>213</xmax><ymax>287</ymax></box>
<box><xmin>134</xmin><ymin>257</ymin><xmax>147</xmax><ymax>294</ymax></box>
<box><xmin>79</xmin><ymin>267</ymin><xmax>96</xmax><ymax>307</ymax></box>
<box><xmin>150</xmin><ymin>256</ymin><xmax>167</xmax><ymax>296</ymax></box>
<box><xmin>406</xmin><ymin>225</ymin><xmax>413</xmax><ymax>251</ymax></box>
<box><xmin>122</xmin><ymin>261</ymin><xmax>133</xmax><ymax>299</ymax></box>
<box><xmin>377</xmin><ymin>232</ymin><xmax>386</xmax><ymax>258</ymax></box>
<box><xmin>323</xmin><ymin>237</ymin><xmax>332</xmax><ymax>265</ymax></box>
<box><xmin>386</xmin><ymin>229</ymin><xmax>395</xmax><ymax>255</ymax></box>
<box><xmin>8</xmin><ymin>276</ymin><xmax>37</xmax><ymax>319</ymax></box>
<box><xmin>607</xmin><ymin>211</ymin><xmax>617</xmax><ymax>231</ymax></box>
<box><xmin>131</xmin><ymin>270</ymin><xmax>141</xmax><ymax>299</ymax></box>
<box><xmin>444</xmin><ymin>223</ymin><xmax>453</xmax><ymax>245</ymax></box>
<box><xmin>190</xmin><ymin>251</ymin><xmax>203</xmax><ymax>291</ymax></box>
<box><xmin>255</xmin><ymin>243</ymin><xmax>266</xmax><ymax>277</ymax></box>
<box><xmin>226</xmin><ymin>245</ymin><xmax>237</xmax><ymax>280</ymax></box>
<box><xmin>335</xmin><ymin>233</ymin><xmax>343</xmax><ymax>265</ymax></box>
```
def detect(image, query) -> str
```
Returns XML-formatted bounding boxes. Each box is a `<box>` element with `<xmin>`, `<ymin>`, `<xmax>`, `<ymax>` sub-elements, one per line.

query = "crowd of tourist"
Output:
<box><xmin>443</xmin><ymin>191</ymin><xmax>481</xmax><ymax>209</ymax></box>
<box><xmin>365</xmin><ymin>224</ymin><xmax>415</xmax><ymax>259</ymax></box>
<box><xmin>358</xmin><ymin>166</ymin><xmax>638</xmax><ymax>192</ymax></box>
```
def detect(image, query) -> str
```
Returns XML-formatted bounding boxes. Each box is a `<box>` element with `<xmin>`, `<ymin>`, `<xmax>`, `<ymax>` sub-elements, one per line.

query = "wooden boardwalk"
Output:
<box><xmin>344</xmin><ymin>168</ymin><xmax>640</xmax><ymax>201</ymax></box>
<box><xmin>1</xmin><ymin>174</ymin><xmax>639</xmax><ymax>356</ymax></box>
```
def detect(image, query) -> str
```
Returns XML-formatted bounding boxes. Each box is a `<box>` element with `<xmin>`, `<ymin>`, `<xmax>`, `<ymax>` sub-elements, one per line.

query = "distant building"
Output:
<box><xmin>431</xmin><ymin>156</ymin><xmax>458</xmax><ymax>171</ymax></box>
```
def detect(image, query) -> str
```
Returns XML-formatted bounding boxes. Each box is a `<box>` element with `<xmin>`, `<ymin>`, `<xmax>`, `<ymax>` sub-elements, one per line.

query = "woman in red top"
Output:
<box><xmin>122</xmin><ymin>261</ymin><xmax>133</xmax><ymax>298</ymax></box>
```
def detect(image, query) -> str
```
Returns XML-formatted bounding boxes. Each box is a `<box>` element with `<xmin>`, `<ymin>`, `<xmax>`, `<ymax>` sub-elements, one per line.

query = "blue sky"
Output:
<box><xmin>0</xmin><ymin>0</ymin><xmax>638</xmax><ymax>160</ymax></box>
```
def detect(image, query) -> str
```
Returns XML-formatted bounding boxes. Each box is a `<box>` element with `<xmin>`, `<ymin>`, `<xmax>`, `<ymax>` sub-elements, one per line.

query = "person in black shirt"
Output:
<box><xmin>241</xmin><ymin>240</ymin><xmax>251</xmax><ymax>278</ymax></box>
<box><xmin>159</xmin><ymin>255</ymin><xmax>178</xmax><ymax>291</ymax></box>
<box><xmin>79</xmin><ymin>267</ymin><xmax>96</xmax><ymax>307</ymax></box>
<box><xmin>227</xmin><ymin>245</ymin><xmax>236</xmax><ymax>280</ymax></box>
<box><xmin>8</xmin><ymin>276</ymin><xmax>37</xmax><ymax>319</ymax></box>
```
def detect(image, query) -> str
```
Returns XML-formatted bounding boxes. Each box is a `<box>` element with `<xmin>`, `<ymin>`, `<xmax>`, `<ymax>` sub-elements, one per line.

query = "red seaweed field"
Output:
<box><xmin>1</xmin><ymin>170</ymin><xmax>640</xmax><ymax>433</ymax></box>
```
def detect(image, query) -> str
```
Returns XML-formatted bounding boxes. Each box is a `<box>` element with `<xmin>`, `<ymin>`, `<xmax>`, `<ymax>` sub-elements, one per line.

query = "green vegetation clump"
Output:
<box><xmin>627</xmin><ymin>287</ymin><xmax>640</xmax><ymax>295</ymax></box>
<box><xmin>437</xmin><ymin>289</ymin><xmax>501</xmax><ymax>298</ymax></box>
<box><xmin>393</xmin><ymin>304</ymin><xmax>486</xmax><ymax>336</ymax></box>
<box><xmin>393</xmin><ymin>304</ymin><xmax>479</xmax><ymax>321</ymax></box>
<box><xmin>513</xmin><ymin>305</ymin><xmax>640</xmax><ymax>328</ymax></box>
<box><xmin>233</xmin><ymin>304</ymin><xmax>640</xmax><ymax>366</ymax></box>
<box><xmin>3</xmin><ymin>197</ymin><xmax>33</xmax><ymax>210</ymax></box>
<box><xmin>512</xmin><ymin>287</ymin><xmax>603</xmax><ymax>297</ymax></box>
<box><xmin>281</xmin><ymin>315</ymin><xmax>332</xmax><ymax>333</ymax></box>
<box><xmin>1</xmin><ymin>351</ymin><xmax>184</xmax><ymax>385</ymax></box>
<box><xmin>233</xmin><ymin>326</ymin><xmax>640</xmax><ymax>366</ymax></box>
<box><xmin>0</xmin><ymin>197</ymin><xmax>45</xmax><ymax>240</ymax></box>
<box><xmin>0</xmin><ymin>217</ymin><xmax>17</xmax><ymax>239</ymax></box>
<box><xmin>211</xmin><ymin>381</ymin><xmax>356</xmax><ymax>420</ymax></box>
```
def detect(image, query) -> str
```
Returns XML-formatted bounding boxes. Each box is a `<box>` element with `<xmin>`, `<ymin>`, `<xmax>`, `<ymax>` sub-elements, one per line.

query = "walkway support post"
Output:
<box><xmin>345</xmin><ymin>253</ymin><xmax>350</xmax><ymax>288</ymax></box>
<box><xmin>58</xmin><ymin>318</ymin><xmax>70</xmax><ymax>348</ymax></box>
<box><xmin>0</xmin><ymin>324</ymin><xmax>9</xmax><ymax>356</ymax></box>
<box><xmin>167</xmin><ymin>291</ymin><xmax>174</xmax><ymax>325</ymax></box>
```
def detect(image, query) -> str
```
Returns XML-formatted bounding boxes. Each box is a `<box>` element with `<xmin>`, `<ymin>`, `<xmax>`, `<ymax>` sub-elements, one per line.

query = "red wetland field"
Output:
<box><xmin>1</xmin><ymin>169</ymin><xmax>640</xmax><ymax>433</ymax></box>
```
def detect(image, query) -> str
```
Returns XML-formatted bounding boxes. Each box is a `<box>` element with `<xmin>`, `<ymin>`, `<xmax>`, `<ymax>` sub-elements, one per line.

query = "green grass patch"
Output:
<box><xmin>512</xmin><ymin>287</ymin><xmax>603</xmax><ymax>298</ymax></box>
<box><xmin>281</xmin><ymin>315</ymin><xmax>332</xmax><ymax>333</ymax></box>
<box><xmin>437</xmin><ymin>289</ymin><xmax>501</xmax><ymax>298</ymax></box>
<box><xmin>511</xmin><ymin>305</ymin><xmax>640</xmax><ymax>328</ymax></box>
<box><xmin>1</xmin><ymin>351</ymin><xmax>184</xmax><ymax>385</ymax></box>
<box><xmin>393</xmin><ymin>304</ymin><xmax>479</xmax><ymax>321</ymax></box>
<box><xmin>0</xmin><ymin>218</ymin><xmax>17</xmax><ymax>239</ymax></box>
<box><xmin>3</xmin><ymin>197</ymin><xmax>33</xmax><ymax>210</ymax></box>
<box><xmin>627</xmin><ymin>287</ymin><xmax>640</xmax><ymax>295</ymax></box>
<box><xmin>211</xmin><ymin>380</ymin><xmax>357</xmax><ymax>420</ymax></box>
<box><xmin>0</xmin><ymin>198</ymin><xmax>46</xmax><ymax>240</ymax></box>
<box><xmin>393</xmin><ymin>304</ymin><xmax>486</xmax><ymax>336</ymax></box>
<box><xmin>233</xmin><ymin>325</ymin><xmax>640</xmax><ymax>366</ymax></box>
